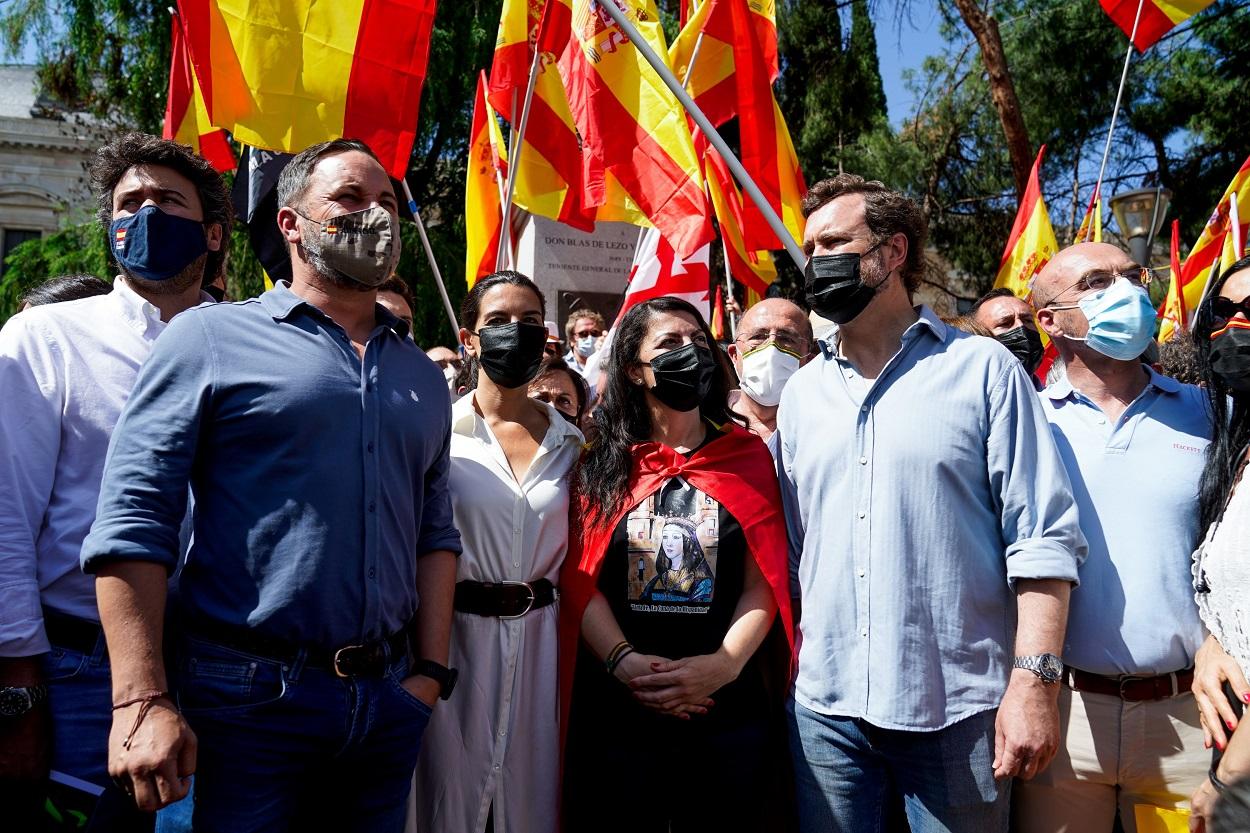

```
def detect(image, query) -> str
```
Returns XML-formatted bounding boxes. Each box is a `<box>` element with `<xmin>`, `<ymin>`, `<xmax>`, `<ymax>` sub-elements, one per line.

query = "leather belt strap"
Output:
<box><xmin>454</xmin><ymin>579</ymin><xmax>558</xmax><ymax>619</ymax></box>
<box><xmin>1067</xmin><ymin>667</ymin><xmax>1194</xmax><ymax>702</ymax></box>
<box><xmin>186</xmin><ymin>620</ymin><xmax>410</xmax><ymax>678</ymax></box>
<box><xmin>42</xmin><ymin>609</ymin><xmax>105</xmax><ymax>655</ymax></box>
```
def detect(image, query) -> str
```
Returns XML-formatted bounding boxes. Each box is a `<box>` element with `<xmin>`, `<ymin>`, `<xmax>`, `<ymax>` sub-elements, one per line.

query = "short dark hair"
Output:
<box><xmin>802</xmin><ymin>173</ymin><xmax>928</xmax><ymax>296</ymax></box>
<box><xmin>971</xmin><ymin>287</ymin><xmax>1019</xmax><ymax>313</ymax></box>
<box><xmin>20</xmin><ymin>273</ymin><xmax>111</xmax><ymax>307</ymax></box>
<box><xmin>457</xmin><ymin>270</ymin><xmax>548</xmax><ymax>390</ymax></box>
<box><xmin>276</xmin><ymin>138</ymin><xmax>382</xmax><ymax>213</ymax></box>
<box><xmin>90</xmin><ymin>132</ymin><xmax>233</xmax><ymax>285</ymax></box>
<box><xmin>377</xmin><ymin>275</ymin><xmax>415</xmax><ymax>311</ymax></box>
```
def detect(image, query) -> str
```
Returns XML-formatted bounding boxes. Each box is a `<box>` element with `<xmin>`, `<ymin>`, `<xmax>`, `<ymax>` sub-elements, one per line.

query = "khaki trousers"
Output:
<box><xmin>1012</xmin><ymin>685</ymin><xmax>1208</xmax><ymax>833</ymax></box>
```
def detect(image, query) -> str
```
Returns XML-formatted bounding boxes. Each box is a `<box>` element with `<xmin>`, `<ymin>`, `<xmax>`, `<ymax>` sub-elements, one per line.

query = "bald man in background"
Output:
<box><xmin>726</xmin><ymin>298</ymin><xmax>814</xmax><ymax>453</ymax></box>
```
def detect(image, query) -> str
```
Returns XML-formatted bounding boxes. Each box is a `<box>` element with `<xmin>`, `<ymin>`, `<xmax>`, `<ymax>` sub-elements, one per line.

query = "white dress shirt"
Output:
<box><xmin>414</xmin><ymin>392</ymin><xmax>582</xmax><ymax>833</ymax></box>
<box><xmin>0</xmin><ymin>278</ymin><xmax>192</xmax><ymax>656</ymax></box>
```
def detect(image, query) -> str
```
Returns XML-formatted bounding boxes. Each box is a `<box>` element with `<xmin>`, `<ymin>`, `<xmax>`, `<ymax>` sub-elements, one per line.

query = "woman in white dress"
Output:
<box><xmin>414</xmin><ymin>271</ymin><xmax>582</xmax><ymax>833</ymax></box>
<box><xmin>1188</xmin><ymin>255</ymin><xmax>1250</xmax><ymax>829</ymax></box>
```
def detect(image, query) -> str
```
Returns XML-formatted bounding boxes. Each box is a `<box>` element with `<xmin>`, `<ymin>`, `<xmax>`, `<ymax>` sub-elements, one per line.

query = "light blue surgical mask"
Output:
<box><xmin>576</xmin><ymin>335</ymin><xmax>597</xmax><ymax>357</ymax></box>
<box><xmin>1052</xmin><ymin>277</ymin><xmax>1156</xmax><ymax>361</ymax></box>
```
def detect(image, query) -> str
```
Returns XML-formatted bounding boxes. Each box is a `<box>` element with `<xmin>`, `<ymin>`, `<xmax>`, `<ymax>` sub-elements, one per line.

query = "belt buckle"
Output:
<box><xmin>1118</xmin><ymin>675</ymin><xmax>1142</xmax><ymax>700</ymax></box>
<box><xmin>499</xmin><ymin>581</ymin><xmax>536</xmax><ymax>620</ymax></box>
<box><xmin>333</xmin><ymin>644</ymin><xmax>366</xmax><ymax>678</ymax></box>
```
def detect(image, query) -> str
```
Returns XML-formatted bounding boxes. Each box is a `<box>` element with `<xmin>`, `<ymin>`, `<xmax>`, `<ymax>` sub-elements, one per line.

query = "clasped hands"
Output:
<box><xmin>613</xmin><ymin>650</ymin><xmax>737</xmax><ymax>720</ymax></box>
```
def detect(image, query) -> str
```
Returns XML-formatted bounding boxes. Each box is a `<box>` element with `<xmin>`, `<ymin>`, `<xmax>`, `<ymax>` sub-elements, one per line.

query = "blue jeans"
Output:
<box><xmin>176</xmin><ymin>635</ymin><xmax>430</xmax><ymax>833</ymax></box>
<box><xmin>788</xmin><ymin>700</ymin><xmax>1010</xmax><ymax>833</ymax></box>
<box><xmin>42</xmin><ymin>634</ymin><xmax>113</xmax><ymax>787</ymax></box>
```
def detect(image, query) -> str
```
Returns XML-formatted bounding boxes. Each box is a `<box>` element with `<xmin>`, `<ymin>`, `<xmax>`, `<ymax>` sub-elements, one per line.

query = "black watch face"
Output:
<box><xmin>0</xmin><ymin>689</ymin><xmax>27</xmax><ymax>717</ymax></box>
<box><xmin>1039</xmin><ymin>654</ymin><xmax>1063</xmax><ymax>679</ymax></box>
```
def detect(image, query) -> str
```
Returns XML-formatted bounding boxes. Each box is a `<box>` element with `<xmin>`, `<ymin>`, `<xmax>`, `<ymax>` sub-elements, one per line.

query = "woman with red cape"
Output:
<box><xmin>559</xmin><ymin>297</ymin><xmax>794</xmax><ymax>832</ymax></box>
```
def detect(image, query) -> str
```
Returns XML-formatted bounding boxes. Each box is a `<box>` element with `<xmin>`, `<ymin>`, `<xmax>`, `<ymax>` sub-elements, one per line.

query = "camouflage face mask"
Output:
<box><xmin>299</xmin><ymin>205</ymin><xmax>401</xmax><ymax>288</ymax></box>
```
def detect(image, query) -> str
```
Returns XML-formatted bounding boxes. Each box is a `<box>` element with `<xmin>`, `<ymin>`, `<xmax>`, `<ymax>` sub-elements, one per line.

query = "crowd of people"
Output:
<box><xmin>2</xmin><ymin>130</ymin><xmax>1250</xmax><ymax>833</ymax></box>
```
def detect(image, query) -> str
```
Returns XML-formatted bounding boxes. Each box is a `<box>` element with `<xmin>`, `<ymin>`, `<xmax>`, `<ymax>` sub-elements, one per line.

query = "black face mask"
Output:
<box><xmin>996</xmin><ymin>326</ymin><xmax>1045</xmax><ymax>374</ymax></box>
<box><xmin>1210</xmin><ymin>324</ymin><xmax>1250</xmax><ymax>395</ymax></box>
<box><xmin>804</xmin><ymin>247</ymin><xmax>884</xmax><ymax>324</ymax></box>
<box><xmin>474</xmin><ymin>322</ymin><xmax>548</xmax><ymax>389</ymax></box>
<box><xmin>645</xmin><ymin>343</ymin><xmax>716</xmax><ymax>412</ymax></box>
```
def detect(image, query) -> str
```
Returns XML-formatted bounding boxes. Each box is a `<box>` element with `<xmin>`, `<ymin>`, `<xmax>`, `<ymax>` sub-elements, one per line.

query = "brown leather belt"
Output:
<box><xmin>1066</xmin><ymin>667</ymin><xmax>1193</xmax><ymax>702</ymax></box>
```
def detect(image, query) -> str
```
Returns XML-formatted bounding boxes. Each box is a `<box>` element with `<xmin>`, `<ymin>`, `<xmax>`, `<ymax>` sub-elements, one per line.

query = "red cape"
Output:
<box><xmin>558</xmin><ymin>423</ymin><xmax>794</xmax><ymax>751</ymax></box>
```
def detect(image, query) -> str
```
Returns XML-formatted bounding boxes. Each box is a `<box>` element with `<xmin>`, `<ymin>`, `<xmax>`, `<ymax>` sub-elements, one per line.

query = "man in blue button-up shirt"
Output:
<box><xmin>779</xmin><ymin>174</ymin><xmax>1086</xmax><ymax>832</ymax></box>
<box><xmin>81</xmin><ymin>139</ymin><xmax>461</xmax><ymax>832</ymax></box>
<box><xmin>1013</xmin><ymin>242</ymin><xmax>1212</xmax><ymax>831</ymax></box>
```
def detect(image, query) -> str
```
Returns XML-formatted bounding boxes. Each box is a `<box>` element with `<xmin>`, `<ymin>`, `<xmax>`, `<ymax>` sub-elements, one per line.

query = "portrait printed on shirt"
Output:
<box><xmin>625</xmin><ymin>478</ymin><xmax>719</xmax><ymax>614</ymax></box>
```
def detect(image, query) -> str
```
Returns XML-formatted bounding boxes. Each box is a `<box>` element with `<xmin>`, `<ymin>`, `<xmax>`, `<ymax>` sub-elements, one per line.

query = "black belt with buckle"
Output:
<box><xmin>454</xmin><ymin>579</ymin><xmax>558</xmax><ymax>619</ymax></box>
<box><xmin>186</xmin><ymin>620</ymin><xmax>410</xmax><ymax>678</ymax></box>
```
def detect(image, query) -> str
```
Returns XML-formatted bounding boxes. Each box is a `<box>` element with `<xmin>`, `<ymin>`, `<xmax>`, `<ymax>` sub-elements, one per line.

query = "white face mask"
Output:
<box><xmin>737</xmin><ymin>342</ymin><xmax>801</xmax><ymax>407</ymax></box>
<box><xmin>442</xmin><ymin>364</ymin><xmax>457</xmax><ymax>390</ymax></box>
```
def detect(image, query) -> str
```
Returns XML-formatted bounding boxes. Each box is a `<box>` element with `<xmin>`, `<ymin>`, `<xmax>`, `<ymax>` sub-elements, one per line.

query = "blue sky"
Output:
<box><xmin>874</xmin><ymin>2</ymin><xmax>945</xmax><ymax>128</ymax></box>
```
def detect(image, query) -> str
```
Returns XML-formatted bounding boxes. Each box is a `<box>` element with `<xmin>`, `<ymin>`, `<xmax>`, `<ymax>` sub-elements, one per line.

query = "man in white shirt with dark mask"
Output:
<box><xmin>726</xmin><ymin>298</ymin><xmax>814</xmax><ymax>454</ymax></box>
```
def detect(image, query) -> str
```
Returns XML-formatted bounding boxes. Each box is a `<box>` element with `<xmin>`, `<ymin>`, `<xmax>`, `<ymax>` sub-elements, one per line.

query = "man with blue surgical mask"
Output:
<box><xmin>0</xmin><ymin>133</ymin><xmax>227</xmax><ymax>825</ymax></box>
<box><xmin>1013</xmin><ymin>242</ymin><xmax>1213</xmax><ymax>831</ymax></box>
<box><xmin>726</xmin><ymin>298</ymin><xmax>813</xmax><ymax>454</ymax></box>
<box><xmin>563</xmin><ymin>307</ymin><xmax>605</xmax><ymax>377</ymax></box>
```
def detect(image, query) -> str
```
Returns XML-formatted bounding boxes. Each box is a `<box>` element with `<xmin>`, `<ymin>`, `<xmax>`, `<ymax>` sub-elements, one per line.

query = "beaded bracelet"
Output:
<box><xmin>604</xmin><ymin>640</ymin><xmax>633</xmax><ymax>674</ymax></box>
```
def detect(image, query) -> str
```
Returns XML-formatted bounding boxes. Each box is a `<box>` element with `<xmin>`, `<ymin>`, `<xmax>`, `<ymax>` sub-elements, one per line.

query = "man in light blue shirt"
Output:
<box><xmin>778</xmin><ymin>173</ymin><xmax>1086</xmax><ymax>832</ymax></box>
<box><xmin>1013</xmin><ymin>242</ymin><xmax>1213</xmax><ymax>831</ymax></box>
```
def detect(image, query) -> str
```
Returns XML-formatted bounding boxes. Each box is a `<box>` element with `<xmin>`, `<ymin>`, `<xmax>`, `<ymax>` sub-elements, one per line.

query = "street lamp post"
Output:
<box><xmin>1109</xmin><ymin>186</ymin><xmax>1172</xmax><ymax>267</ymax></box>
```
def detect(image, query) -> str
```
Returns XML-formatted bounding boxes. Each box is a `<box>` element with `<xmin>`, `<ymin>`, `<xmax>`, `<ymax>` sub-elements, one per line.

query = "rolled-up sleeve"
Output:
<box><xmin>986</xmin><ymin>361</ymin><xmax>1086</xmax><ymax>587</ymax></box>
<box><xmin>0</xmin><ymin>317</ymin><xmax>61</xmax><ymax>656</ymax></box>
<box><xmin>415</xmin><ymin>405</ymin><xmax>461</xmax><ymax>557</ymax></box>
<box><xmin>81</xmin><ymin>313</ymin><xmax>212</xmax><ymax>574</ymax></box>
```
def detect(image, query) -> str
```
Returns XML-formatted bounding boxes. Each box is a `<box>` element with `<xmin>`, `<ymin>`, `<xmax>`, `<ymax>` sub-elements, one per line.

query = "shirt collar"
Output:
<box><xmin>259</xmin><ymin>281</ymin><xmax>409</xmax><ymax>338</ymax></box>
<box><xmin>452</xmin><ymin>390</ymin><xmax>584</xmax><ymax>444</ymax></box>
<box><xmin>110</xmin><ymin>276</ymin><xmax>214</xmax><ymax>333</ymax></box>
<box><xmin>818</xmin><ymin>304</ymin><xmax>946</xmax><ymax>357</ymax></box>
<box><xmin>1044</xmin><ymin>364</ymin><xmax>1181</xmax><ymax>401</ymax></box>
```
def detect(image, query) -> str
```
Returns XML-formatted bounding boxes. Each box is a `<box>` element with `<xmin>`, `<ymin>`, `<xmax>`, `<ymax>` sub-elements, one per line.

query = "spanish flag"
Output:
<box><xmin>1098</xmin><ymin>0</ymin><xmax>1215</xmax><ymax>52</ymax></box>
<box><xmin>704</xmin><ymin>145</ymin><xmax>777</xmax><ymax>299</ymax></box>
<box><xmin>466</xmin><ymin>73</ymin><xmax>506</xmax><ymax>289</ymax></box>
<box><xmin>560</xmin><ymin>0</ymin><xmax>713</xmax><ymax>257</ymax></box>
<box><xmin>1157</xmin><ymin>154</ymin><xmax>1250</xmax><ymax>343</ymax></box>
<box><xmin>1158</xmin><ymin>219</ymin><xmax>1188</xmax><ymax>336</ymax></box>
<box><xmin>488</xmin><ymin>0</ymin><xmax>541</xmax><ymax>122</ymax></box>
<box><xmin>163</xmin><ymin>12</ymin><xmax>234</xmax><ymax>172</ymax></box>
<box><xmin>1073</xmin><ymin>187</ymin><xmax>1102</xmax><ymax>244</ymax></box>
<box><xmin>174</xmin><ymin>0</ymin><xmax>437</xmax><ymax>178</ymax></box>
<box><xmin>994</xmin><ymin>145</ymin><xmax>1059</xmax><ymax>300</ymax></box>
<box><xmin>669</xmin><ymin>0</ymin><xmax>802</xmax><ymax>251</ymax></box>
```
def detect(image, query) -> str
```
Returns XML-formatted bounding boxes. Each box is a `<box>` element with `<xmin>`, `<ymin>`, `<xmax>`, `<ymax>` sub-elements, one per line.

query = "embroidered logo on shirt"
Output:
<box><xmin>1173</xmin><ymin>442</ymin><xmax>1203</xmax><ymax>454</ymax></box>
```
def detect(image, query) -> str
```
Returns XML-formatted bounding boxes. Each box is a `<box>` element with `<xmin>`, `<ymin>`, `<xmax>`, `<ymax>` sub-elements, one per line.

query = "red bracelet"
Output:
<box><xmin>113</xmin><ymin>690</ymin><xmax>174</xmax><ymax>750</ymax></box>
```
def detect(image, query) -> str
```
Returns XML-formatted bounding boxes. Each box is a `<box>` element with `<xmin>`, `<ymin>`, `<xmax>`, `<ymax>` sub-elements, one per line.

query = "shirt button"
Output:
<box><xmin>859</xmin><ymin>457</ymin><xmax>867</xmax><ymax>465</ymax></box>
<box><xmin>499</xmin><ymin>729</ymin><xmax>507</xmax><ymax>736</ymax></box>
<box><xmin>857</xmin><ymin>510</ymin><xmax>866</xmax><ymax>519</ymax></box>
<box><xmin>513</xmin><ymin>561</ymin><xmax>520</xmax><ymax>568</ymax></box>
<box><xmin>494</xmin><ymin>763</ymin><xmax>501</xmax><ymax>771</ymax></box>
<box><xmin>860</xmin><ymin>405</ymin><xmax>868</xmax><ymax>413</ymax></box>
<box><xmin>368</xmin><ymin>567</ymin><xmax>376</xmax><ymax>580</ymax></box>
<box><xmin>860</xmin><ymin>629</ymin><xmax>868</xmax><ymax>637</ymax></box>
<box><xmin>367</xmin><ymin>442</ymin><xmax>375</xmax><ymax>453</ymax></box>
<box><xmin>858</xmin><ymin>569</ymin><xmax>865</xmax><ymax>577</ymax></box>
<box><xmin>368</xmin><ymin>502</ymin><xmax>376</xmax><ymax>513</ymax></box>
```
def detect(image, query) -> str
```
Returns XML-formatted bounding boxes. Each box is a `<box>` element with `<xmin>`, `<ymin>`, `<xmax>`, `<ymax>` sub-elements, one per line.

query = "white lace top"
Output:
<box><xmin>1194</xmin><ymin>475</ymin><xmax>1250</xmax><ymax>677</ymax></box>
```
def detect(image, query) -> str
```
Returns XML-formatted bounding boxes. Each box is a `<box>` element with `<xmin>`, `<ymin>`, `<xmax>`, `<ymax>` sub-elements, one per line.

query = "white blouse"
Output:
<box><xmin>1194</xmin><ymin>474</ymin><xmax>1250</xmax><ymax>678</ymax></box>
<box><xmin>414</xmin><ymin>393</ymin><xmax>583</xmax><ymax>833</ymax></box>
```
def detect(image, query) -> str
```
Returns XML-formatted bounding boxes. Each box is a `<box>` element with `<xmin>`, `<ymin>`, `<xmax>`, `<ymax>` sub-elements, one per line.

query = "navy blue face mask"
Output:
<box><xmin>110</xmin><ymin>205</ymin><xmax>209</xmax><ymax>282</ymax></box>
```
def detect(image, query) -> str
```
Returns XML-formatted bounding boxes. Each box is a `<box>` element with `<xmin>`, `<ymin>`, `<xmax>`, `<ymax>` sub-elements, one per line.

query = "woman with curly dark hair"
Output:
<box><xmin>558</xmin><ymin>296</ymin><xmax>794</xmax><ymax>832</ymax></box>
<box><xmin>1187</xmin><ymin>255</ymin><xmax>1250</xmax><ymax>830</ymax></box>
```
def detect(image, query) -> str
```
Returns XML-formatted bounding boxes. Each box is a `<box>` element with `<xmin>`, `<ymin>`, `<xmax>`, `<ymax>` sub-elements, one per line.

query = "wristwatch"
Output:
<box><xmin>1013</xmin><ymin>653</ymin><xmax>1064</xmax><ymax>684</ymax></box>
<box><xmin>0</xmin><ymin>684</ymin><xmax>48</xmax><ymax>718</ymax></box>
<box><xmin>411</xmin><ymin>659</ymin><xmax>458</xmax><ymax>700</ymax></box>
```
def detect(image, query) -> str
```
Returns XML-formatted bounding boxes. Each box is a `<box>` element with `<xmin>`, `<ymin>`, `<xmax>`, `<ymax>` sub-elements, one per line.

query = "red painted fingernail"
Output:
<box><xmin>1243</xmin><ymin>693</ymin><xmax>1250</xmax><ymax>703</ymax></box>
<box><xmin>1229</xmin><ymin>721</ymin><xmax>1236</xmax><ymax>730</ymax></box>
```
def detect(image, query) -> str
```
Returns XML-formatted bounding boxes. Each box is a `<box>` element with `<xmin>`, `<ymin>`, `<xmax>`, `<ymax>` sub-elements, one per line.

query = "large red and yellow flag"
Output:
<box><xmin>466</xmin><ymin>73</ymin><xmax>505</xmax><ymax>288</ymax></box>
<box><xmin>559</xmin><ymin>0</ymin><xmax>713</xmax><ymax>257</ymax></box>
<box><xmin>1158</xmin><ymin>154</ymin><xmax>1250</xmax><ymax>342</ymax></box>
<box><xmin>164</xmin><ymin>13</ymin><xmax>234</xmax><ymax>172</ymax></box>
<box><xmin>704</xmin><ymin>145</ymin><xmax>777</xmax><ymax>299</ymax></box>
<box><xmin>488</xmin><ymin>0</ymin><xmax>544</xmax><ymax>123</ymax></box>
<box><xmin>175</xmin><ymin>0</ymin><xmax>437</xmax><ymax>178</ymax></box>
<box><xmin>1098</xmin><ymin>0</ymin><xmax>1215</xmax><ymax>52</ymax></box>
<box><xmin>669</xmin><ymin>0</ymin><xmax>801</xmax><ymax>251</ymax></box>
<box><xmin>994</xmin><ymin>145</ymin><xmax>1060</xmax><ymax>299</ymax></box>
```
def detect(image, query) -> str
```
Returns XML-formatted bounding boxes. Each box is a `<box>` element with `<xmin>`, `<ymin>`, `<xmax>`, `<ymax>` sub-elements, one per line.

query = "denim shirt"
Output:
<box><xmin>777</xmin><ymin>306</ymin><xmax>1085</xmax><ymax>731</ymax></box>
<box><xmin>82</xmin><ymin>283</ymin><xmax>461</xmax><ymax>648</ymax></box>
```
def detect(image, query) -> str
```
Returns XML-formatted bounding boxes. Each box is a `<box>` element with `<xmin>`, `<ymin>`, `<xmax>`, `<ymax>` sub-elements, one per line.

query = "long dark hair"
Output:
<box><xmin>1195</xmin><ymin>255</ymin><xmax>1250</xmax><ymax>533</ymax></box>
<box><xmin>457</xmin><ymin>270</ymin><xmax>547</xmax><ymax>391</ymax></box>
<box><xmin>575</xmin><ymin>297</ymin><xmax>739</xmax><ymax>528</ymax></box>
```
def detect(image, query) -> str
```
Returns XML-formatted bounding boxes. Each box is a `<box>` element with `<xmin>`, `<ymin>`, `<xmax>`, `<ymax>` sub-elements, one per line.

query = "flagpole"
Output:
<box><xmin>499</xmin><ymin>49</ymin><xmax>543</xmax><ymax>272</ymax></box>
<box><xmin>719</xmin><ymin>236</ymin><xmax>737</xmax><ymax>336</ymax></box>
<box><xmin>1092</xmin><ymin>0</ymin><xmax>1146</xmax><ymax>209</ymax></box>
<box><xmin>593</xmin><ymin>0</ymin><xmax>806</xmax><ymax>272</ymax></box>
<box><xmin>400</xmin><ymin>178</ymin><xmax>461</xmax><ymax>337</ymax></box>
